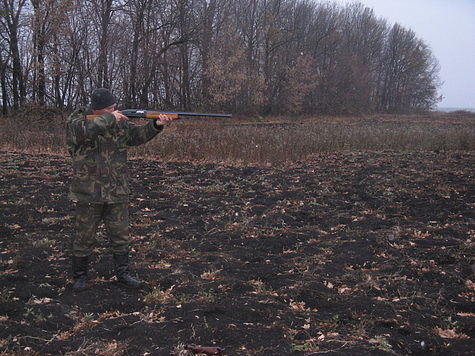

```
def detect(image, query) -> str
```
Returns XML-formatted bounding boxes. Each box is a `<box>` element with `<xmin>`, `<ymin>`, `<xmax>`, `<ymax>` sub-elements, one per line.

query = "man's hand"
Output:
<box><xmin>112</xmin><ymin>110</ymin><xmax>129</xmax><ymax>123</ymax></box>
<box><xmin>155</xmin><ymin>113</ymin><xmax>173</xmax><ymax>126</ymax></box>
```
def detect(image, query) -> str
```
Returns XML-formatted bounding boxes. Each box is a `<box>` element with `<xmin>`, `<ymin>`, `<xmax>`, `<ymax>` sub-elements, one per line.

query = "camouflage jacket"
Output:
<box><xmin>66</xmin><ymin>107</ymin><xmax>163</xmax><ymax>203</ymax></box>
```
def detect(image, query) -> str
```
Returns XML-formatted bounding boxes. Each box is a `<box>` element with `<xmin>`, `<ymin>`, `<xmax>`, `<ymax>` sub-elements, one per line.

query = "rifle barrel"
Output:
<box><xmin>121</xmin><ymin>109</ymin><xmax>232</xmax><ymax>119</ymax></box>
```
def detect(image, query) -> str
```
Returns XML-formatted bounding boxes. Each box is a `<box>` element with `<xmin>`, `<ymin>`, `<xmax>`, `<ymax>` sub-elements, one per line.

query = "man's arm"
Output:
<box><xmin>124</xmin><ymin>119</ymin><xmax>163</xmax><ymax>147</ymax></box>
<box><xmin>66</xmin><ymin>109</ymin><xmax>116</xmax><ymax>147</ymax></box>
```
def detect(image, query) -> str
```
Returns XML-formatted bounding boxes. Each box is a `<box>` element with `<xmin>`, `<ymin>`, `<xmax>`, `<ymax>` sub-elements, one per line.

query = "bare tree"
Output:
<box><xmin>378</xmin><ymin>23</ymin><xmax>440</xmax><ymax>112</ymax></box>
<box><xmin>0</xmin><ymin>45</ymin><xmax>9</xmax><ymax>114</ymax></box>
<box><xmin>94</xmin><ymin>0</ymin><xmax>114</xmax><ymax>88</ymax></box>
<box><xmin>0</xmin><ymin>0</ymin><xmax>27</xmax><ymax>111</ymax></box>
<box><xmin>64</xmin><ymin>3</ymin><xmax>96</xmax><ymax>107</ymax></box>
<box><xmin>121</xmin><ymin>0</ymin><xmax>155</xmax><ymax>107</ymax></box>
<box><xmin>197</xmin><ymin>0</ymin><xmax>217</xmax><ymax>107</ymax></box>
<box><xmin>305</xmin><ymin>2</ymin><xmax>342</xmax><ymax>114</ymax></box>
<box><xmin>30</xmin><ymin>0</ymin><xmax>75</xmax><ymax>105</ymax></box>
<box><xmin>336</xmin><ymin>3</ymin><xmax>386</xmax><ymax>113</ymax></box>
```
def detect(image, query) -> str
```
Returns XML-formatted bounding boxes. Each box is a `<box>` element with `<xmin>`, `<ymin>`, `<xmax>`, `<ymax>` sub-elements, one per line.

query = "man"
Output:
<box><xmin>66</xmin><ymin>88</ymin><xmax>172</xmax><ymax>292</ymax></box>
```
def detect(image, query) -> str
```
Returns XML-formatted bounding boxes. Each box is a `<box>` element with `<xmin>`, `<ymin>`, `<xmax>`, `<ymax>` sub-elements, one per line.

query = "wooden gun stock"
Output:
<box><xmin>86</xmin><ymin>109</ymin><xmax>232</xmax><ymax>120</ymax></box>
<box><xmin>184</xmin><ymin>344</ymin><xmax>224</xmax><ymax>355</ymax></box>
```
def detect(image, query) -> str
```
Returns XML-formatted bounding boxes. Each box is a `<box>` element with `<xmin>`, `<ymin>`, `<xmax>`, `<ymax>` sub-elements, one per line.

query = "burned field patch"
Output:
<box><xmin>0</xmin><ymin>150</ymin><xmax>474</xmax><ymax>355</ymax></box>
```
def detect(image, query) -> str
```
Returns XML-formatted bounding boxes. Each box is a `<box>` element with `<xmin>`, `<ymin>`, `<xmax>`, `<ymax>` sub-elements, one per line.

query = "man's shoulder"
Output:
<box><xmin>67</xmin><ymin>107</ymin><xmax>89</xmax><ymax>122</ymax></box>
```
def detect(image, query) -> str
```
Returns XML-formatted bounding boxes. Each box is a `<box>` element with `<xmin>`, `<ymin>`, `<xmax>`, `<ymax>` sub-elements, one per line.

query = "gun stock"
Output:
<box><xmin>86</xmin><ymin>109</ymin><xmax>232</xmax><ymax>120</ymax></box>
<box><xmin>184</xmin><ymin>345</ymin><xmax>224</xmax><ymax>355</ymax></box>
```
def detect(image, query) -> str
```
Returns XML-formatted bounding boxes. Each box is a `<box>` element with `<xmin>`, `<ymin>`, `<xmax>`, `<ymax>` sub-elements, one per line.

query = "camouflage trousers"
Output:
<box><xmin>73</xmin><ymin>202</ymin><xmax>130</xmax><ymax>257</ymax></box>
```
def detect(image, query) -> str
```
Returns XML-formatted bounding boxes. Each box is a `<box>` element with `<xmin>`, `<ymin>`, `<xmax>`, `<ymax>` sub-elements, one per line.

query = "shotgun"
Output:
<box><xmin>86</xmin><ymin>109</ymin><xmax>232</xmax><ymax>120</ymax></box>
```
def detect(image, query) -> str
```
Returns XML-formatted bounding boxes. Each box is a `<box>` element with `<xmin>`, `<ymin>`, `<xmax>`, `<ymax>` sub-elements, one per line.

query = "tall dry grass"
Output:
<box><xmin>1</xmin><ymin>111</ymin><xmax>474</xmax><ymax>166</ymax></box>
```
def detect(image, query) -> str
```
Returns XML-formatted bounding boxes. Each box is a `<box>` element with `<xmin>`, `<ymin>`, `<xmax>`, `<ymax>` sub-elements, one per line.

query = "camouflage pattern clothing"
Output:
<box><xmin>74</xmin><ymin>202</ymin><xmax>129</xmax><ymax>257</ymax></box>
<box><xmin>66</xmin><ymin>107</ymin><xmax>163</xmax><ymax>257</ymax></box>
<box><xmin>66</xmin><ymin>107</ymin><xmax>162</xmax><ymax>203</ymax></box>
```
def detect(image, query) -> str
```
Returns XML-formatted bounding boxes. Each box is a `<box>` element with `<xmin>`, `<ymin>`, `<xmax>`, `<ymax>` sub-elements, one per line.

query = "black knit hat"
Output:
<box><xmin>91</xmin><ymin>88</ymin><xmax>117</xmax><ymax>110</ymax></box>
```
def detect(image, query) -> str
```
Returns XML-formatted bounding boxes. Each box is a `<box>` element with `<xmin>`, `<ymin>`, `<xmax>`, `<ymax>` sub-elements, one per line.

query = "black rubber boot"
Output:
<box><xmin>72</xmin><ymin>256</ymin><xmax>88</xmax><ymax>292</ymax></box>
<box><xmin>113</xmin><ymin>252</ymin><xmax>144</xmax><ymax>288</ymax></box>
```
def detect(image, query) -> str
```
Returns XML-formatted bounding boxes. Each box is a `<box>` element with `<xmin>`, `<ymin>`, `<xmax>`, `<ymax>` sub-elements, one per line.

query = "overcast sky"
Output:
<box><xmin>332</xmin><ymin>0</ymin><xmax>475</xmax><ymax>109</ymax></box>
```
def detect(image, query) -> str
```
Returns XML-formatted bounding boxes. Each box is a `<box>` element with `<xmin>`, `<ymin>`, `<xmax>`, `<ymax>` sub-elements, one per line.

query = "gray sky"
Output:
<box><xmin>332</xmin><ymin>0</ymin><xmax>475</xmax><ymax>109</ymax></box>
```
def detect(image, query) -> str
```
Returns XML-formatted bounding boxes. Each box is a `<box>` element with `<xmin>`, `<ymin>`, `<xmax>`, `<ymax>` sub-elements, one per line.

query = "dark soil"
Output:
<box><xmin>0</xmin><ymin>150</ymin><xmax>474</xmax><ymax>355</ymax></box>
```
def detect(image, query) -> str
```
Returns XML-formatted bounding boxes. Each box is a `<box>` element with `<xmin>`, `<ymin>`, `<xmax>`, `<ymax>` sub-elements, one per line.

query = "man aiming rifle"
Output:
<box><xmin>66</xmin><ymin>88</ymin><xmax>173</xmax><ymax>292</ymax></box>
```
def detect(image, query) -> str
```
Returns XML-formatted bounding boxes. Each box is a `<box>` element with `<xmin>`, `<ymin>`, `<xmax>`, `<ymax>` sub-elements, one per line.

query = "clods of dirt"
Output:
<box><xmin>0</xmin><ymin>151</ymin><xmax>474</xmax><ymax>355</ymax></box>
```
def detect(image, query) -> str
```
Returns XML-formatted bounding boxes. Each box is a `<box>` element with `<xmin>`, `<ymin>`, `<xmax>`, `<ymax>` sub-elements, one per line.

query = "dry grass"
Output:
<box><xmin>1</xmin><ymin>111</ymin><xmax>474</xmax><ymax>166</ymax></box>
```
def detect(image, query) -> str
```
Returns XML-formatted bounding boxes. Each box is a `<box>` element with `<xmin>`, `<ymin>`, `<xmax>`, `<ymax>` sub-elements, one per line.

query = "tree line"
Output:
<box><xmin>0</xmin><ymin>0</ymin><xmax>441</xmax><ymax>116</ymax></box>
